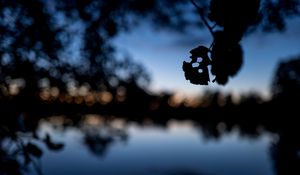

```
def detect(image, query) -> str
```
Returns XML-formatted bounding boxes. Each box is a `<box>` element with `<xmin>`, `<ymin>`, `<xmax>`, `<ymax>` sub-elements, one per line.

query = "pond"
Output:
<box><xmin>6</xmin><ymin>114</ymin><xmax>282</xmax><ymax>175</ymax></box>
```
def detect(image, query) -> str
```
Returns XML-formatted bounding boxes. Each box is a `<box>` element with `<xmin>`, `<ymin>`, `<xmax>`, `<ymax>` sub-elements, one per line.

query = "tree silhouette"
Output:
<box><xmin>1</xmin><ymin>0</ymin><xmax>299</xmax><ymax>98</ymax></box>
<box><xmin>271</xmin><ymin>56</ymin><xmax>300</xmax><ymax>100</ymax></box>
<box><xmin>183</xmin><ymin>0</ymin><xmax>300</xmax><ymax>85</ymax></box>
<box><xmin>0</xmin><ymin>0</ymin><xmax>195</xmax><ymax>103</ymax></box>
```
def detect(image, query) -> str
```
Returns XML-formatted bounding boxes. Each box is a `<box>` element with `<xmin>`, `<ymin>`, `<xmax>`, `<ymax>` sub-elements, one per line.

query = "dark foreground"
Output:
<box><xmin>1</xmin><ymin>102</ymin><xmax>299</xmax><ymax>175</ymax></box>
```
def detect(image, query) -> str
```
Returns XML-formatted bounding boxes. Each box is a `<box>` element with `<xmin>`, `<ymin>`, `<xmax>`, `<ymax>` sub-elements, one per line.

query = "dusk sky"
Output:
<box><xmin>115</xmin><ymin>17</ymin><xmax>300</xmax><ymax>99</ymax></box>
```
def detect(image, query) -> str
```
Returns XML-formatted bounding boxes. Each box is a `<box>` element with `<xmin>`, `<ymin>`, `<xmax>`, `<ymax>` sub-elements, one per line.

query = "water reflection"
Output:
<box><xmin>2</xmin><ymin>114</ymin><xmax>300</xmax><ymax>175</ymax></box>
<box><xmin>37</xmin><ymin>115</ymin><xmax>275</xmax><ymax>175</ymax></box>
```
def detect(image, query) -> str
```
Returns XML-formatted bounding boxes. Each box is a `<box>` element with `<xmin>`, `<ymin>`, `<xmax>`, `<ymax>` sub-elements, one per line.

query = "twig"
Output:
<box><xmin>190</xmin><ymin>0</ymin><xmax>214</xmax><ymax>36</ymax></box>
<box><xmin>211</xmin><ymin>23</ymin><xmax>217</xmax><ymax>29</ymax></box>
<box><xmin>209</xmin><ymin>41</ymin><xmax>214</xmax><ymax>51</ymax></box>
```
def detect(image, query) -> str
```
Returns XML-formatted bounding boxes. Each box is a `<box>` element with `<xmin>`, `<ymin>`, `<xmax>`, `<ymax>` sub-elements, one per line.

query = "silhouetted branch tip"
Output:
<box><xmin>190</xmin><ymin>0</ymin><xmax>214</xmax><ymax>36</ymax></box>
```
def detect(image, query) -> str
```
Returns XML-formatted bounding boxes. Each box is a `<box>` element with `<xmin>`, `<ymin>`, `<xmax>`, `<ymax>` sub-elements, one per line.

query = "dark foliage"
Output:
<box><xmin>272</xmin><ymin>56</ymin><xmax>300</xmax><ymax>100</ymax></box>
<box><xmin>0</xmin><ymin>1</ymin><xmax>300</xmax><ymax>174</ymax></box>
<box><xmin>183</xmin><ymin>0</ymin><xmax>300</xmax><ymax>85</ymax></box>
<box><xmin>0</xmin><ymin>126</ymin><xmax>63</xmax><ymax>175</ymax></box>
<box><xmin>0</xmin><ymin>0</ymin><xmax>197</xmax><ymax>103</ymax></box>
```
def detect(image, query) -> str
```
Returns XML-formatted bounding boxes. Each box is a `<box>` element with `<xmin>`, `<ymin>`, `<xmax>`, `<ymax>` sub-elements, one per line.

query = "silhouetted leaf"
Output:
<box><xmin>185</xmin><ymin>0</ymin><xmax>263</xmax><ymax>86</ymax></box>
<box><xmin>210</xmin><ymin>32</ymin><xmax>243</xmax><ymax>85</ymax></box>
<box><xmin>182</xmin><ymin>46</ymin><xmax>211</xmax><ymax>85</ymax></box>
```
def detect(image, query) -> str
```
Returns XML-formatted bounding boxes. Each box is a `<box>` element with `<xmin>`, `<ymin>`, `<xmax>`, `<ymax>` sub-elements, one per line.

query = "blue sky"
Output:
<box><xmin>114</xmin><ymin>17</ymin><xmax>300</xmax><ymax>98</ymax></box>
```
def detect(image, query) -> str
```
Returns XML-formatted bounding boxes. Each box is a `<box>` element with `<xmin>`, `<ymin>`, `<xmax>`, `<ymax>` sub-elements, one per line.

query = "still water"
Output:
<box><xmin>16</xmin><ymin>115</ymin><xmax>279</xmax><ymax>175</ymax></box>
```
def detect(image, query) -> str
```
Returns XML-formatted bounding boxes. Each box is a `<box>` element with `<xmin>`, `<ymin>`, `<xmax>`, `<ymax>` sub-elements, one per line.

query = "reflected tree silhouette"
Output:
<box><xmin>163</xmin><ymin>168</ymin><xmax>207</xmax><ymax>175</ymax></box>
<box><xmin>81</xmin><ymin>118</ymin><xmax>128</xmax><ymax>157</ymax></box>
<box><xmin>271</xmin><ymin>129</ymin><xmax>300</xmax><ymax>175</ymax></box>
<box><xmin>0</xmin><ymin>124</ymin><xmax>64</xmax><ymax>175</ymax></box>
<box><xmin>1</xmin><ymin>109</ymin><xmax>300</xmax><ymax>175</ymax></box>
<box><xmin>269</xmin><ymin>55</ymin><xmax>300</xmax><ymax>175</ymax></box>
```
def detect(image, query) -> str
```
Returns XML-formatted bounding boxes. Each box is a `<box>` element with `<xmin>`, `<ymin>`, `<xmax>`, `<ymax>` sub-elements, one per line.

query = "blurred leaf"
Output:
<box><xmin>272</xmin><ymin>57</ymin><xmax>300</xmax><ymax>99</ymax></box>
<box><xmin>44</xmin><ymin>134</ymin><xmax>64</xmax><ymax>151</ymax></box>
<box><xmin>25</xmin><ymin>142</ymin><xmax>43</xmax><ymax>158</ymax></box>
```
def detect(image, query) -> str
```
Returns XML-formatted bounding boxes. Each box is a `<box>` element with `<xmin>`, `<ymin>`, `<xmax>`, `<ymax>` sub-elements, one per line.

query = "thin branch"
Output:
<box><xmin>31</xmin><ymin>157</ymin><xmax>43</xmax><ymax>175</ymax></box>
<box><xmin>190</xmin><ymin>0</ymin><xmax>214</xmax><ymax>36</ymax></box>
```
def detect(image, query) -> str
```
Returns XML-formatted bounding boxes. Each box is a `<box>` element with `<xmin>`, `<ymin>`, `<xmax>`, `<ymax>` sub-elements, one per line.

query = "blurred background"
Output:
<box><xmin>1</xmin><ymin>0</ymin><xmax>300</xmax><ymax>175</ymax></box>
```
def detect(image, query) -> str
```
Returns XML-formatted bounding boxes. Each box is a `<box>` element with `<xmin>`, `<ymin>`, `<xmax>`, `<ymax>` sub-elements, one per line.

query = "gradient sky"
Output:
<box><xmin>114</xmin><ymin>17</ymin><xmax>300</xmax><ymax>98</ymax></box>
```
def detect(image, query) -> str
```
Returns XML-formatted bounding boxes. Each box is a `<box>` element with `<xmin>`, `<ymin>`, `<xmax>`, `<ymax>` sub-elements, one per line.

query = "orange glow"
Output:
<box><xmin>111</xmin><ymin>118</ymin><xmax>126</xmax><ymax>129</ymax></box>
<box><xmin>47</xmin><ymin>115</ymin><xmax>65</xmax><ymax>125</ymax></box>
<box><xmin>84</xmin><ymin>93</ymin><xmax>96</xmax><ymax>106</ymax></box>
<box><xmin>167</xmin><ymin>119</ymin><xmax>194</xmax><ymax>130</ymax></box>
<box><xmin>9</xmin><ymin>84</ymin><xmax>20</xmax><ymax>95</ymax></box>
<box><xmin>168</xmin><ymin>93</ymin><xmax>183</xmax><ymax>108</ymax></box>
<box><xmin>50</xmin><ymin>87</ymin><xmax>60</xmax><ymax>98</ymax></box>
<box><xmin>40</xmin><ymin>89</ymin><xmax>50</xmax><ymax>100</ymax></box>
<box><xmin>183</xmin><ymin>97</ymin><xmax>201</xmax><ymax>108</ymax></box>
<box><xmin>98</xmin><ymin>91</ymin><xmax>113</xmax><ymax>105</ymax></box>
<box><xmin>78</xmin><ymin>85</ymin><xmax>89</xmax><ymax>96</ymax></box>
<box><xmin>83</xmin><ymin>114</ymin><xmax>104</xmax><ymax>126</ymax></box>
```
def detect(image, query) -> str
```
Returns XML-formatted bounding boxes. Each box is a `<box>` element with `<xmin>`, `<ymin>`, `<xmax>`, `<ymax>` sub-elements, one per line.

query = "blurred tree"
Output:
<box><xmin>0</xmin><ymin>0</ymin><xmax>299</xmax><ymax>99</ymax></box>
<box><xmin>271</xmin><ymin>56</ymin><xmax>300</xmax><ymax>100</ymax></box>
<box><xmin>0</xmin><ymin>0</ymin><xmax>193</xmax><ymax>101</ymax></box>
